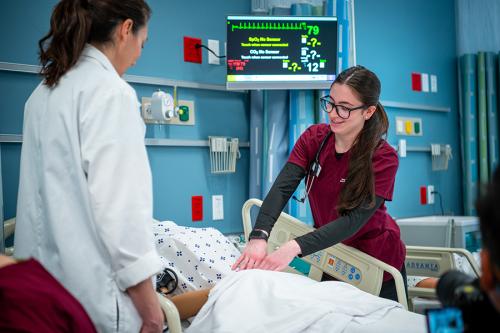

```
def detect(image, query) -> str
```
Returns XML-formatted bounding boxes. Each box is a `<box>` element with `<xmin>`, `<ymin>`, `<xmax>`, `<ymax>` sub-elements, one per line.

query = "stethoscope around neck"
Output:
<box><xmin>292</xmin><ymin>130</ymin><xmax>333</xmax><ymax>203</ymax></box>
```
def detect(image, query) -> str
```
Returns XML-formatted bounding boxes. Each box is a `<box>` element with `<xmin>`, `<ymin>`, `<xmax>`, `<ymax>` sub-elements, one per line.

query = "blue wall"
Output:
<box><xmin>1</xmin><ymin>0</ymin><xmax>466</xmax><ymax>234</ymax></box>
<box><xmin>355</xmin><ymin>0</ymin><xmax>462</xmax><ymax>217</ymax></box>
<box><xmin>0</xmin><ymin>0</ymin><xmax>251</xmax><ymax>233</ymax></box>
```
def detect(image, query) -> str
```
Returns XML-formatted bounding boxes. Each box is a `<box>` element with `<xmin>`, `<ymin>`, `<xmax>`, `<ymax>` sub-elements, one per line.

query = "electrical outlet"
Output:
<box><xmin>184</xmin><ymin>36</ymin><xmax>202</xmax><ymax>63</ymax></box>
<box><xmin>398</xmin><ymin>139</ymin><xmax>407</xmax><ymax>157</ymax></box>
<box><xmin>427</xmin><ymin>185</ymin><xmax>435</xmax><ymax>205</ymax></box>
<box><xmin>212</xmin><ymin>195</ymin><xmax>224</xmax><ymax>220</ymax></box>
<box><xmin>431</xmin><ymin>75</ymin><xmax>438</xmax><ymax>93</ymax></box>
<box><xmin>208</xmin><ymin>39</ymin><xmax>220</xmax><ymax>65</ymax></box>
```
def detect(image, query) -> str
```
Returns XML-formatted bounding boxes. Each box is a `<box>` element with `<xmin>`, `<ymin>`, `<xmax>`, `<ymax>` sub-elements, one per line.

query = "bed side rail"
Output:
<box><xmin>405</xmin><ymin>245</ymin><xmax>480</xmax><ymax>299</ymax></box>
<box><xmin>405</xmin><ymin>246</ymin><xmax>480</xmax><ymax>277</ymax></box>
<box><xmin>3</xmin><ymin>218</ymin><xmax>15</xmax><ymax>256</ymax></box>
<box><xmin>242</xmin><ymin>198</ymin><xmax>408</xmax><ymax>310</ymax></box>
<box><xmin>157</xmin><ymin>294</ymin><xmax>182</xmax><ymax>333</ymax></box>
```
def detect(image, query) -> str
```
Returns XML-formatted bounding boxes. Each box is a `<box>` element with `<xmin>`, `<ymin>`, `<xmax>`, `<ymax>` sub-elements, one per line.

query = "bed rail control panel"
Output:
<box><xmin>325</xmin><ymin>254</ymin><xmax>362</xmax><ymax>285</ymax></box>
<box><xmin>267</xmin><ymin>219</ymin><xmax>381</xmax><ymax>292</ymax></box>
<box><xmin>242</xmin><ymin>198</ymin><xmax>409</xmax><ymax>310</ymax></box>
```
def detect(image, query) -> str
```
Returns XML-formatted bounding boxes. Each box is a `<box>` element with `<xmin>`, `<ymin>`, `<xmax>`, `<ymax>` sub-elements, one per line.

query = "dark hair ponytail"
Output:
<box><xmin>39</xmin><ymin>0</ymin><xmax>91</xmax><ymax>87</ymax></box>
<box><xmin>334</xmin><ymin>66</ymin><xmax>389</xmax><ymax>215</ymax></box>
<box><xmin>39</xmin><ymin>0</ymin><xmax>151</xmax><ymax>87</ymax></box>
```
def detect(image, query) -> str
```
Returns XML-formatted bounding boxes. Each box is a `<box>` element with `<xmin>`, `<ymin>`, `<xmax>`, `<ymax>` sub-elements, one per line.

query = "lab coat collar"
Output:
<box><xmin>81</xmin><ymin>44</ymin><xmax>120</xmax><ymax>78</ymax></box>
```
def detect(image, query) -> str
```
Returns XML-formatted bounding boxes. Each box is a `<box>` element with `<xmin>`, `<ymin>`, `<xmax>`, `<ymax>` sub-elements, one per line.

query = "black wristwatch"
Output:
<box><xmin>249</xmin><ymin>228</ymin><xmax>270</xmax><ymax>241</ymax></box>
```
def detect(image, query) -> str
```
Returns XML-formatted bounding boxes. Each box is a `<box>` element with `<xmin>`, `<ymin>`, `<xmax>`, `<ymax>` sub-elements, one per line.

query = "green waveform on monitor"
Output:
<box><xmin>230</xmin><ymin>21</ymin><xmax>319</xmax><ymax>34</ymax></box>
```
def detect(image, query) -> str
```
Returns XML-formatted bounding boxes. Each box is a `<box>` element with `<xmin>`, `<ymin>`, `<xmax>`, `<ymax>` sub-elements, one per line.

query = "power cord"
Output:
<box><xmin>195</xmin><ymin>43</ymin><xmax>226</xmax><ymax>58</ymax></box>
<box><xmin>432</xmin><ymin>190</ymin><xmax>445</xmax><ymax>216</ymax></box>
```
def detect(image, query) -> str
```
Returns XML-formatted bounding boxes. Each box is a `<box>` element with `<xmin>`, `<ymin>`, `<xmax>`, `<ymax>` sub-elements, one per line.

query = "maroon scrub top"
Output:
<box><xmin>288</xmin><ymin>124</ymin><xmax>406</xmax><ymax>281</ymax></box>
<box><xmin>0</xmin><ymin>258</ymin><xmax>97</xmax><ymax>333</ymax></box>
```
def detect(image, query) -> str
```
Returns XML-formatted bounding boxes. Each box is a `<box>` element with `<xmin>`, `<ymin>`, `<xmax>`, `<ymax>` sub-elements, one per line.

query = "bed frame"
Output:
<box><xmin>242</xmin><ymin>198</ymin><xmax>409</xmax><ymax>310</ymax></box>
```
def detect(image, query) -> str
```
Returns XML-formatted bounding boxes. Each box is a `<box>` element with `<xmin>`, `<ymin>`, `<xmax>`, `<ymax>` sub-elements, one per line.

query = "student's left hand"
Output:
<box><xmin>256</xmin><ymin>240</ymin><xmax>302</xmax><ymax>271</ymax></box>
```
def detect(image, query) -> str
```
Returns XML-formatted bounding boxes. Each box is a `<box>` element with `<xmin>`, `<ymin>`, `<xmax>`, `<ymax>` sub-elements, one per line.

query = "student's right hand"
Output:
<box><xmin>232</xmin><ymin>239</ymin><xmax>267</xmax><ymax>271</ymax></box>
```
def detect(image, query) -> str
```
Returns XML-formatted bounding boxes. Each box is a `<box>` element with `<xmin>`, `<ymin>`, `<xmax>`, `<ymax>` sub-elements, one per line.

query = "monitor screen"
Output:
<box><xmin>226</xmin><ymin>15</ymin><xmax>338</xmax><ymax>90</ymax></box>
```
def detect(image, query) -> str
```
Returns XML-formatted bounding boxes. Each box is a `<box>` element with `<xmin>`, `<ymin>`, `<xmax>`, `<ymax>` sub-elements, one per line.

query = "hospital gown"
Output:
<box><xmin>153</xmin><ymin>221</ymin><xmax>240</xmax><ymax>295</ymax></box>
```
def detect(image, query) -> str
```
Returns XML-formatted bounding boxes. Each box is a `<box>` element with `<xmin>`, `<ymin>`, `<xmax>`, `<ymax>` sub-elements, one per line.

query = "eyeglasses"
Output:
<box><xmin>320</xmin><ymin>96</ymin><xmax>367</xmax><ymax>119</ymax></box>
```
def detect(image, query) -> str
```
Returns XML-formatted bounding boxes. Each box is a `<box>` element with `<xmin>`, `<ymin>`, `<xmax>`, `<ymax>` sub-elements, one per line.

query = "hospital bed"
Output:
<box><xmin>164</xmin><ymin>197</ymin><xmax>435</xmax><ymax>332</ymax></box>
<box><xmin>4</xmin><ymin>204</ymin><xmax>479</xmax><ymax>332</ymax></box>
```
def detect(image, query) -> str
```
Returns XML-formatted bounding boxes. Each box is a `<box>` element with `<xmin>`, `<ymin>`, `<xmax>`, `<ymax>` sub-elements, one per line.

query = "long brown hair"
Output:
<box><xmin>38</xmin><ymin>0</ymin><xmax>151</xmax><ymax>87</ymax></box>
<box><xmin>335</xmin><ymin>65</ymin><xmax>389</xmax><ymax>215</ymax></box>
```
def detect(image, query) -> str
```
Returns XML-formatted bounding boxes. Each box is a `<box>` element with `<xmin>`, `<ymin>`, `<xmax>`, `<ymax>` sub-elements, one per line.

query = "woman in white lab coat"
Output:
<box><xmin>14</xmin><ymin>0</ymin><xmax>164</xmax><ymax>332</ymax></box>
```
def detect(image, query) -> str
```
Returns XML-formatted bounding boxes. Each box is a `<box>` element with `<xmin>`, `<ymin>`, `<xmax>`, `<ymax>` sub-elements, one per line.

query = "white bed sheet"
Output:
<box><xmin>344</xmin><ymin>306</ymin><xmax>426</xmax><ymax>333</ymax></box>
<box><xmin>186</xmin><ymin>269</ymin><xmax>427</xmax><ymax>333</ymax></box>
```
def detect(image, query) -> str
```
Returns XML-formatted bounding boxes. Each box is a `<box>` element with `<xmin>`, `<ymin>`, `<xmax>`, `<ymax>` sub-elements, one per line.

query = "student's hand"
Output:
<box><xmin>255</xmin><ymin>240</ymin><xmax>301</xmax><ymax>271</ymax></box>
<box><xmin>140</xmin><ymin>317</ymin><xmax>164</xmax><ymax>333</ymax></box>
<box><xmin>127</xmin><ymin>278</ymin><xmax>164</xmax><ymax>333</ymax></box>
<box><xmin>232</xmin><ymin>239</ymin><xmax>267</xmax><ymax>271</ymax></box>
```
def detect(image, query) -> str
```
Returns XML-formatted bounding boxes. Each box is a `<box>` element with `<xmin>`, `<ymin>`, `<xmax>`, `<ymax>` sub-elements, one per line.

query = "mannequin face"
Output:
<box><xmin>327</xmin><ymin>83</ymin><xmax>376</xmax><ymax>137</ymax></box>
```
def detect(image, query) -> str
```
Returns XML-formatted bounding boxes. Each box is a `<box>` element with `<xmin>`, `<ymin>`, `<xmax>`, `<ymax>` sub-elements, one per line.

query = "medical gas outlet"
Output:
<box><xmin>151</xmin><ymin>90</ymin><xmax>175</xmax><ymax>120</ymax></box>
<box><xmin>141</xmin><ymin>94</ymin><xmax>195</xmax><ymax>126</ymax></box>
<box><xmin>395</xmin><ymin>117</ymin><xmax>422</xmax><ymax>136</ymax></box>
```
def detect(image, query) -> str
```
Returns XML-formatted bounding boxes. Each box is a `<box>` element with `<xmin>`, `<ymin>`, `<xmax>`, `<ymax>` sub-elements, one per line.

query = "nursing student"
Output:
<box><xmin>233</xmin><ymin>65</ymin><xmax>407</xmax><ymax>301</ymax></box>
<box><xmin>14</xmin><ymin>0</ymin><xmax>164</xmax><ymax>332</ymax></box>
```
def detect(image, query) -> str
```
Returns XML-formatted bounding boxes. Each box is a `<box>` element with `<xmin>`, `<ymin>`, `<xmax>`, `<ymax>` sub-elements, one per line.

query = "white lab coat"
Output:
<box><xmin>14</xmin><ymin>45</ymin><xmax>163</xmax><ymax>332</ymax></box>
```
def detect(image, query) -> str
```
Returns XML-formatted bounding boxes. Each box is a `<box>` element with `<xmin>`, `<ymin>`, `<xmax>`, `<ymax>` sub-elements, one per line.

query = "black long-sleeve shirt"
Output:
<box><xmin>253</xmin><ymin>162</ymin><xmax>383</xmax><ymax>257</ymax></box>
